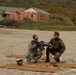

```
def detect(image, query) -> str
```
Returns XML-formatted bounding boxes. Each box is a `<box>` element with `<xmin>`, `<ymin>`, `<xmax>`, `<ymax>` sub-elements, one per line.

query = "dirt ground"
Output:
<box><xmin>0</xmin><ymin>28</ymin><xmax>76</xmax><ymax>75</ymax></box>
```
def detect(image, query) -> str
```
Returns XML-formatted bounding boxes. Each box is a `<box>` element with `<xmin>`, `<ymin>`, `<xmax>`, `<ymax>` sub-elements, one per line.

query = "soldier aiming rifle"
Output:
<box><xmin>26</xmin><ymin>35</ymin><xmax>49</xmax><ymax>63</ymax></box>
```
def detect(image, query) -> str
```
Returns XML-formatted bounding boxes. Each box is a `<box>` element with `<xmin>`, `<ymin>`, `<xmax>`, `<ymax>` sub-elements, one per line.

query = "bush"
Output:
<box><xmin>0</xmin><ymin>19</ymin><xmax>19</xmax><ymax>28</ymax></box>
<box><xmin>72</xmin><ymin>16</ymin><xmax>76</xmax><ymax>25</ymax></box>
<box><xmin>23</xmin><ymin>18</ymin><xmax>34</xmax><ymax>24</ymax></box>
<box><xmin>0</xmin><ymin>18</ymin><xmax>36</xmax><ymax>28</ymax></box>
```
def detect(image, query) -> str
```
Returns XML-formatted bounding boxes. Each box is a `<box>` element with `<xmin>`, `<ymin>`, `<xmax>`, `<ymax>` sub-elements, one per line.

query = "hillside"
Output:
<box><xmin>0</xmin><ymin>0</ymin><xmax>76</xmax><ymax>25</ymax></box>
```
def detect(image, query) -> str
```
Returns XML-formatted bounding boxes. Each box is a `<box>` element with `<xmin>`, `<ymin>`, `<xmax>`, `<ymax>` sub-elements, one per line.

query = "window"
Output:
<box><xmin>2</xmin><ymin>13</ymin><xmax>7</xmax><ymax>18</ymax></box>
<box><xmin>31</xmin><ymin>14</ymin><xmax>33</xmax><ymax>18</ymax></box>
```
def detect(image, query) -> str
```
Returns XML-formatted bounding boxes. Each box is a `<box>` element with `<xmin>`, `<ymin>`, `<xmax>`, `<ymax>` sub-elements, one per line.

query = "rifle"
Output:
<box><xmin>39</xmin><ymin>41</ymin><xmax>48</xmax><ymax>46</ymax></box>
<box><xmin>36</xmin><ymin>41</ymin><xmax>49</xmax><ymax>51</ymax></box>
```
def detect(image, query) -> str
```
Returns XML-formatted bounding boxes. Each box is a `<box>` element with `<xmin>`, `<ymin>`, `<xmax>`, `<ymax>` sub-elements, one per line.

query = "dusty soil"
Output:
<box><xmin>0</xmin><ymin>28</ymin><xmax>76</xmax><ymax>75</ymax></box>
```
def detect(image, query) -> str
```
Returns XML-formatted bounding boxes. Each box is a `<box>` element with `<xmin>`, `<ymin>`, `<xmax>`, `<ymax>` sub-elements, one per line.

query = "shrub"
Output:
<box><xmin>0</xmin><ymin>19</ymin><xmax>19</xmax><ymax>28</ymax></box>
<box><xmin>71</xmin><ymin>16</ymin><xmax>76</xmax><ymax>25</ymax></box>
<box><xmin>23</xmin><ymin>18</ymin><xmax>34</xmax><ymax>24</ymax></box>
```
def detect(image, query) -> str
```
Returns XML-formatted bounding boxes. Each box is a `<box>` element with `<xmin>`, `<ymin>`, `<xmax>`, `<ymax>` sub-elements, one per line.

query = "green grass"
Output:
<box><xmin>18</xmin><ymin>23</ymin><xmax>76</xmax><ymax>31</ymax></box>
<box><xmin>0</xmin><ymin>19</ymin><xmax>76</xmax><ymax>31</ymax></box>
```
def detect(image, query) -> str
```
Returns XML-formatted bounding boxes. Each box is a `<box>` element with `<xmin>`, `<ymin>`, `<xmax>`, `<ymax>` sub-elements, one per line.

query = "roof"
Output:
<box><xmin>32</xmin><ymin>7</ymin><xmax>51</xmax><ymax>15</ymax></box>
<box><xmin>0</xmin><ymin>6</ymin><xmax>25</xmax><ymax>12</ymax></box>
<box><xmin>25</xmin><ymin>7</ymin><xmax>51</xmax><ymax>15</ymax></box>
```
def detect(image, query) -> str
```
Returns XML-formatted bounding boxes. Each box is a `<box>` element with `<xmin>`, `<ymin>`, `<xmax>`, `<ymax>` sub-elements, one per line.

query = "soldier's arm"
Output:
<box><xmin>49</xmin><ymin>38</ymin><xmax>53</xmax><ymax>44</ymax></box>
<box><xmin>60</xmin><ymin>40</ymin><xmax>66</xmax><ymax>53</ymax></box>
<box><xmin>48</xmin><ymin>38</ymin><xmax>53</xmax><ymax>48</ymax></box>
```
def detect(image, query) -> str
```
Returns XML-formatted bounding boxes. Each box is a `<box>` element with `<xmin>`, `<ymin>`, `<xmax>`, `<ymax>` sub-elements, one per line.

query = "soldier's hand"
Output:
<box><xmin>48</xmin><ymin>46</ymin><xmax>53</xmax><ymax>49</ymax></box>
<box><xmin>55</xmin><ymin>52</ymin><xmax>61</xmax><ymax>56</ymax></box>
<box><xmin>48</xmin><ymin>44</ymin><xmax>53</xmax><ymax>49</ymax></box>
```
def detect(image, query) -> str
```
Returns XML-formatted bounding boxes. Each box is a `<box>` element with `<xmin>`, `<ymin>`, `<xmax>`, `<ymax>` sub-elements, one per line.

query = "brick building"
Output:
<box><xmin>10</xmin><ymin>8</ymin><xmax>51</xmax><ymax>21</ymax></box>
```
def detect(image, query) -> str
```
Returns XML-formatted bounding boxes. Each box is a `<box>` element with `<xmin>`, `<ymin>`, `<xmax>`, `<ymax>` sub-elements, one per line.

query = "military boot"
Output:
<box><xmin>54</xmin><ymin>58</ymin><xmax>60</xmax><ymax>62</ymax></box>
<box><xmin>45</xmin><ymin>58</ymin><xmax>50</xmax><ymax>62</ymax></box>
<box><xmin>45</xmin><ymin>54</ymin><xmax>50</xmax><ymax>62</ymax></box>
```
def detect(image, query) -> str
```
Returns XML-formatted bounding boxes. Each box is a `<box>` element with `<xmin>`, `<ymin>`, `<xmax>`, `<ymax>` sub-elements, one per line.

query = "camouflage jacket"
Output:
<box><xmin>49</xmin><ymin>38</ymin><xmax>66</xmax><ymax>53</ymax></box>
<box><xmin>28</xmin><ymin>40</ymin><xmax>39</xmax><ymax>53</ymax></box>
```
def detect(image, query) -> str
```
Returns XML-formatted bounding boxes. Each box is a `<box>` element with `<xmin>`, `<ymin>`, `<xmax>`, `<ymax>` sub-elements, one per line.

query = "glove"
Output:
<box><xmin>49</xmin><ymin>46</ymin><xmax>53</xmax><ymax>49</ymax></box>
<box><xmin>48</xmin><ymin>44</ymin><xmax>53</xmax><ymax>49</ymax></box>
<box><xmin>55</xmin><ymin>52</ymin><xmax>61</xmax><ymax>56</ymax></box>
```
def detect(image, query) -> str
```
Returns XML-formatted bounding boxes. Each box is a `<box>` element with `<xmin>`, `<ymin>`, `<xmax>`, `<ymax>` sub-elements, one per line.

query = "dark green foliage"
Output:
<box><xmin>0</xmin><ymin>18</ymin><xmax>76</xmax><ymax>31</ymax></box>
<box><xmin>0</xmin><ymin>18</ymin><xmax>35</xmax><ymax>28</ymax></box>
<box><xmin>71</xmin><ymin>16</ymin><xmax>76</xmax><ymax>25</ymax></box>
<box><xmin>23</xmin><ymin>18</ymin><xmax>34</xmax><ymax>23</ymax></box>
<box><xmin>0</xmin><ymin>19</ymin><xmax>19</xmax><ymax>28</ymax></box>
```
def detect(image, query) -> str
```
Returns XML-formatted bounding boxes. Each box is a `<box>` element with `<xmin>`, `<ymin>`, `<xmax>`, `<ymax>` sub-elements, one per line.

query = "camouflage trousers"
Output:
<box><xmin>26</xmin><ymin>50</ymin><xmax>42</xmax><ymax>63</ymax></box>
<box><xmin>46</xmin><ymin>47</ymin><xmax>62</xmax><ymax>61</ymax></box>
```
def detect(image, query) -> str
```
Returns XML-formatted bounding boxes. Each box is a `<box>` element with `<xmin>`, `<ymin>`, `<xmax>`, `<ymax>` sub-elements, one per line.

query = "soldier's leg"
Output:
<box><xmin>35</xmin><ymin>51</ymin><xmax>42</xmax><ymax>61</ymax></box>
<box><xmin>54</xmin><ymin>52</ymin><xmax>61</xmax><ymax>62</ymax></box>
<box><xmin>45</xmin><ymin>47</ymin><xmax>51</xmax><ymax>62</ymax></box>
<box><xmin>27</xmin><ymin>53</ymin><xmax>36</xmax><ymax>63</ymax></box>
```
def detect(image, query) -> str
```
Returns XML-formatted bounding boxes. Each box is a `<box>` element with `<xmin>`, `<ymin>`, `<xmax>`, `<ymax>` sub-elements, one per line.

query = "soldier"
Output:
<box><xmin>27</xmin><ymin>35</ymin><xmax>42</xmax><ymax>63</ymax></box>
<box><xmin>45</xmin><ymin>32</ymin><xmax>66</xmax><ymax>62</ymax></box>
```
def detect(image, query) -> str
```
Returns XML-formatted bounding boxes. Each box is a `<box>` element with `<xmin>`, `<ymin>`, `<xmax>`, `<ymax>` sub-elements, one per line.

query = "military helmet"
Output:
<box><xmin>16</xmin><ymin>59</ymin><xmax>23</xmax><ymax>65</ymax></box>
<box><xmin>54</xmin><ymin>32</ymin><xmax>60</xmax><ymax>36</ymax></box>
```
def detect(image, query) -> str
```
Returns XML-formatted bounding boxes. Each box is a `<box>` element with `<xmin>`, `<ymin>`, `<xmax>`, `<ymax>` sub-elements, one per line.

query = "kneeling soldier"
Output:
<box><xmin>27</xmin><ymin>35</ymin><xmax>42</xmax><ymax>63</ymax></box>
<box><xmin>45</xmin><ymin>32</ymin><xmax>66</xmax><ymax>62</ymax></box>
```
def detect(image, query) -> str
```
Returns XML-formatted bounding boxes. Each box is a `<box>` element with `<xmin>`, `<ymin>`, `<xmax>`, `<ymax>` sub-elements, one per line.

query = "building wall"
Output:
<box><xmin>23</xmin><ymin>12</ymin><xmax>37</xmax><ymax>21</ymax></box>
<box><xmin>10</xmin><ymin>11</ymin><xmax>22</xmax><ymax>20</ymax></box>
<box><xmin>36</xmin><ymin>13</ymin><xmax>51</xmax><ymax>21</ymax></box>
<box><xmin>10</xmin><ymin>11</ymin><xmax>51</xmax><ymax>21</ymax></box>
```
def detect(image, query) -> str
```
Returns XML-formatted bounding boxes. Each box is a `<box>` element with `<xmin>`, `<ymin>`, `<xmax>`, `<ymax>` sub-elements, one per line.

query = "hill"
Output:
<box><xmin>0</xmin><ymin>0</ymin><xmax>76</xmax><ymax>25</ymax></box>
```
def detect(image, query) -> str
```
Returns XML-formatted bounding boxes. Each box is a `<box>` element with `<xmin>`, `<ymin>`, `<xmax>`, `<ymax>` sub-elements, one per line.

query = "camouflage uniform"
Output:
<box><xmin>27</xmin><ymin>40</ymin><xmax>42</xmax><ymax>63</ymax></box>
<box><xmin>46</xmin><ymin>38</ymin><xmax>66</xmax><ymax>62</ymax></box>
